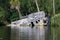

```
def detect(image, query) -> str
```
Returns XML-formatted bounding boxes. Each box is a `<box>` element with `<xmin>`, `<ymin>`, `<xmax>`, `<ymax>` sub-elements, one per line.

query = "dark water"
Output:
<box><xmin>11</xmin><ymin>26</ymin><xmax>46</xmax><ymax>40</ymax></box>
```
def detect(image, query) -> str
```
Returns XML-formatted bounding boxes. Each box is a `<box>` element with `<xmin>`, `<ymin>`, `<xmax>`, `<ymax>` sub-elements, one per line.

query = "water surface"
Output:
<box><xmin>11</xmin><ymin>26</ymin><xmax>45</xmax><ymax>40</ymax></box>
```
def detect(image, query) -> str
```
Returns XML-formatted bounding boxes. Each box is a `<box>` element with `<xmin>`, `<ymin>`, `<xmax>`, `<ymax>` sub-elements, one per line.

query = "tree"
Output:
<box><xmin>10</xmin><ymin>0</ymin><xmax>22</xmax><ymax>19</ymax></box>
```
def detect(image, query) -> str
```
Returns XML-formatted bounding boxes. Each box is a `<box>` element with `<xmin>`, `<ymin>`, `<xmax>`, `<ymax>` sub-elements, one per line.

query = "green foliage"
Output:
<box><xmin>0</xmin><ymin>0</ymin><xmax>60</xmax><ymax>23</ymax></box>
<box><xmin>51</xmin><ymin>14</ymin><xmax>60</xmax><ymax>26</ymax></box>
<box><xmin>0</xmin><ymin>0</ymin><xmax>60</xmax><ymax>40</ymax></box>
<box><xmin>10</xmin><ymin>9</ymin><xmax>19</xmax><ymax>21</ymax></box>
<box><xmin>0</xmin><ymin>7</ymin><xmax>6</xmax><ymax>23</ymax></box>
<box><xmin>51</xmin><ymin>13</ymin><xmax>60</xmax><ymax>40</ymax></box>
<box><xmin>0</xmin><ymin>7</ymin><xmax>5</xmax><ymax>17</ymax></box>
<box><xmin>55</xmin><ymin>0</ymin><xmax>60</xmax><ymax>13</ymax></box>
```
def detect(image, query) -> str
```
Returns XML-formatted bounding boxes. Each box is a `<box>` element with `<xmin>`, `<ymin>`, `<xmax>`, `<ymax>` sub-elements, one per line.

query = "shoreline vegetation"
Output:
<box><xmin>0</xmin><ymin>0</ymin><xmax>60</xmax><ymax>40</ymax></box>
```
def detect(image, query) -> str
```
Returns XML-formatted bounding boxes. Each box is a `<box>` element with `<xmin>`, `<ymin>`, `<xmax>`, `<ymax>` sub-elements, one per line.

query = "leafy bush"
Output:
<box><xmin>51</xmin><ymin>13</ymin><xmax>60</xmax><ymax>40</ymax></box>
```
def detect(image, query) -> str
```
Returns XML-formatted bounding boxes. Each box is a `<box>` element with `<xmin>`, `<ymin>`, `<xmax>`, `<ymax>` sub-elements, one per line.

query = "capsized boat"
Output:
<box><xmin>7</xmin><ymin>11</ymin><xmax>47</xmax><ymax>27</ymax></box>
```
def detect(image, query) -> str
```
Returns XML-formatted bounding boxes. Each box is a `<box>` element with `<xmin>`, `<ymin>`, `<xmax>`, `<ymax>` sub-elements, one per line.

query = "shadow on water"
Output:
<box><xmin>2</xmin><ymin>26</ymin><xmax>11</xmax><ymax>40</ymax></box>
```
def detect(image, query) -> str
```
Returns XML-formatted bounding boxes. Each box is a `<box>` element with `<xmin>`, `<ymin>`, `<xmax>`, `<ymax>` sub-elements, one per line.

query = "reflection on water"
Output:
<box><xmin>11</xmin><ymin>26</ymin><xmax>45</xmax><ymax>40</ymax></box>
